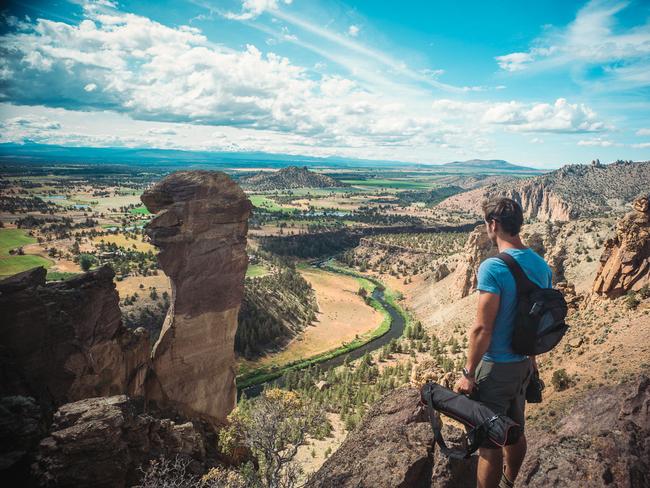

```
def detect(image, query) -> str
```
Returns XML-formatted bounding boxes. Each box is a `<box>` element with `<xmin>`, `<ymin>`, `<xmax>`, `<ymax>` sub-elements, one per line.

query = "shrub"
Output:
<box><xmin>625</xmin><ymin>292</ymin><xmax>640</xmax><ymax>310</ymax></box>
<box><xmin>551</xmin><ymin>369</ymin><xmax>572</xmax><ymax>391</ymax></box>
<box><xmin>638</xmin><ymin>285</ymin><xmax>650</xmax><ymax>300</ymax></box>
<box><xmin>79</xmin><ymin>253</ymin><xmax>96</xmax><ymax>272</ymax></box>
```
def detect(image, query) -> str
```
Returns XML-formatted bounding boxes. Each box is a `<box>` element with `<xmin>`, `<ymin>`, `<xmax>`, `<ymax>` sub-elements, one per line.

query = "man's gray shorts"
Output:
<box><xmin>473</xmin><ymin>358</ymin><xmax>533</xmax><ymax>433</ymax></box>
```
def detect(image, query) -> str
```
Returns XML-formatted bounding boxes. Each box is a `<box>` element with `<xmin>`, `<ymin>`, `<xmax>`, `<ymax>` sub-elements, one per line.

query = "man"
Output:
<box><xmin>454</xmin><ymin>197</ymin><xmax>552</xmax><ymax>488</ymax></box>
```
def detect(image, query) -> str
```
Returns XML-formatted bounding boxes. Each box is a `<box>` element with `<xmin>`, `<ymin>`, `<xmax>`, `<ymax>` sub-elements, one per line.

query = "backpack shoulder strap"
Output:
<box><xmin>495</xmin><ymin>252</ymin><xmax>539</xmax><ymax>295</ymax></box>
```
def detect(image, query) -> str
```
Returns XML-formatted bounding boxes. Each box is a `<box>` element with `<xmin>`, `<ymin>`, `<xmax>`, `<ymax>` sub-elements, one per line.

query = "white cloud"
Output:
<box><xmin>0</xmin><ymin>5</ymin><xmax>502</xmax><ymax>153</ymax></box>
<box><xmin>632</xmin><ymin>142</ymin><xmax>650</xmax><ymax>149</ymax></box>
<box><xmin>577</xmin><ymin>137</ymin><xmax>619</xmax><ymax>147</ymax></box>
<box><xmin>224</xmin><ymin>0</ymin><xmax>293</xmax><ymax>21</ymax></box>
<box><xmin>1</xmin><ymin>115</ymin><xmax>62</xmax><ymax>142</ymax></box>
<box><xmin>429</xmin><ymin>98</ymin><xmax>605</xmax><ymax>134</ymax></box>
<box><xmin>530</xmin><ymin>137</ymin><xmax>544</xmax><ymax>144</ymax></box>
<box><xmin>348</xmin><ymin>25</ymin><xmax>360</xmax><ymax>37</ymax></box>
<box><xmin>146</xmin><ymin>127</ymin><xmax>177</xmax><ymax>135</ymax></box>
<box><xmin>495</xmin><ymin>0</ymin><xmax>650</xmax><ymax>90</ymax></box>
<box><xmin>483</xmin><ymin>98</ymin><xmax>605</xmax><ymax>133</ymax></box>
<box><xmin>495</xmin><ymin>52</ymin><xmax>534</xmax><ymax>72</ymax></box>
<box><xmin>0</xmin><ymin>2</ymin><xmax>617</xmax><ymax>163</ymax></box>
<box><xmin>636</xmin><ymin>128</ymin><xmax>650</xmax><ymax>136</ymax></box>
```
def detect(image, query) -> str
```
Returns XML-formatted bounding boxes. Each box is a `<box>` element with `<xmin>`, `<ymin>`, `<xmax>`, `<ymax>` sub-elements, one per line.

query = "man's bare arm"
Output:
<box><xmin>465</xmin><ymin>290</ymin><xmax>500</xmax><ymax>375</ymax></box>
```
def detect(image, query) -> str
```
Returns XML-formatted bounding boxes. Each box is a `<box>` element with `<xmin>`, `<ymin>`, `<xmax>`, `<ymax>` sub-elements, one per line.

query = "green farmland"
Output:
<box><xmin>0</xmin><ymin>229</ymin><xmax>52</xmax><ymax>278</ymax></box>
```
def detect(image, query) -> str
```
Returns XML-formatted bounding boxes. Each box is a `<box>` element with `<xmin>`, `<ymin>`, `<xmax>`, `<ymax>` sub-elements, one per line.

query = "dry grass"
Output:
<box><xmin>250</xmin><ymin>267</ymin><xmax>383</xmax><ymax>369</ymax></box>
<box><xmin>92</xmin><ymin>234</ymin><xmax>155</xmax><ymax>252</ymax></box>
<box><xmin>115</xmin><ymin>272</ymin><xmax>170</xmax><ymax>297</ymax></box>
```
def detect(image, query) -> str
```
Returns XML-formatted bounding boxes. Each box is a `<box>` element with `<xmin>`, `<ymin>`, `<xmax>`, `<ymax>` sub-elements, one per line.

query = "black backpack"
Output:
<box><xmin>496</xmin><ymin>252</ymin><xmax>569</xmax><ymax>355</ymax></box>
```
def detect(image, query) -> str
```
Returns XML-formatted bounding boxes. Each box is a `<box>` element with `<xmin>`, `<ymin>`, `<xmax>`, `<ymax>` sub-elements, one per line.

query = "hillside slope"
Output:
<box><xmin>438</xmin><ymin>160</ymin><xmax>650</xmax><ymax>221</ymax></box>
<box><xmin>239</xmin><ymin>165</ymin><xmax>348</xmax><ymax>190</ymax></box>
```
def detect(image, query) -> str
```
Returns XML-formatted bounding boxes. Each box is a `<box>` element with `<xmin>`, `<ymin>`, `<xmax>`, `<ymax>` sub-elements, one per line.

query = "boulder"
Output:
<box><xmin>33</xmin><ymin>395</ymin><xmax>207</xmax><ymax>488</ymax></box>
<box><xmin>556</xmin><ymin>281</ymin><xmax>583</xmax><ymax>309</ymax></box>
<box><xmin>142</xmin><ymin>171</ymin><xmax>252</xmax><ymax>425</ymax></box>
<box><xmin>0</xmin><ymin>266</ymin><xmax>150</xmax><ymax>416</ymax></box>
<box><xmin>592</xmin><ymin>195</ymin><xmax>650</xmax><ymax>297</ymax></box>
<box><xmin>430</xmin><ymin>263</ymin><xmax>450</xmax><ymax>282</ymax></box>
<box><xmin>309</xmin><ymin>387</ymin><xmax>476</xmax><ymax>488</ymax></box>
<box><xmin>520</xmin><ymin>375</ymin><xmax>650</xmax><ymax>487</ymax></box>
<box><xmin>451</xmin><ymin>225</ymin><xmax>496</xmax><ymax>298</ymax></box>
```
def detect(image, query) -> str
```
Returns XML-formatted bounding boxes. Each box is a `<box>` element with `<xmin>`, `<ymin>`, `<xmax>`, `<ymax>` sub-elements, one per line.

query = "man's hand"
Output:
<box><xmin>454</xmin><ymin>375</ymin><xmax>477</xmax><ymax>395</ymax></box>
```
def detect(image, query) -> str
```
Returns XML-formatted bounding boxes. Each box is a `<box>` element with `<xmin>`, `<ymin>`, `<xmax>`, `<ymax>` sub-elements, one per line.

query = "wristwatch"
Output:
<box><xmin>462</xmin><ymin>367</ymin><xmax>475</xmax><ymax>379</ymax></box>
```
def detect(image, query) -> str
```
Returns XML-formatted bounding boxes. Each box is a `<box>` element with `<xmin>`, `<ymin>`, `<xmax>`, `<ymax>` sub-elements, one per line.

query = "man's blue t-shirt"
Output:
<box><xmin>476</xmin><ymin>248</ymin><xmax>552</xmax><ymax>363</ymax></box>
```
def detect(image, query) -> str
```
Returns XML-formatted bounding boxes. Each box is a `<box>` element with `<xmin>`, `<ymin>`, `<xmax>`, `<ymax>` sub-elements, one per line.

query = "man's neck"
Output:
<box><xmin>496</xmin><ymin>234</ymin><xmax>527</xmax><ymax>252</ymax></box>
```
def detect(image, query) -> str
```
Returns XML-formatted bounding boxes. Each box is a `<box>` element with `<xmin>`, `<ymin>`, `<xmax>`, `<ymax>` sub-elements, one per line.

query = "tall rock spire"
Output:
<box><xmin>142</xmin><ymin>170</ymin><xmax>252</xmax><ymax>424</ymax></box>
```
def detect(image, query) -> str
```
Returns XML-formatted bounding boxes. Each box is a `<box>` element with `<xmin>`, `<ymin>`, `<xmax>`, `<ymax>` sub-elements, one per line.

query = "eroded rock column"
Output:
<box><xmin>592</xmin><ymin>195</ymin><xmax>650</xmax><ymax>297</ymax></box>
<box><xmin>451</xmin><ymin>224</ymin><xmax>497</xmax><ymax>298</ymax></box>
<box><xmin>142</xmin><ymin>171</ymin><xmax>251</xmax><ymax>424</ymax></box>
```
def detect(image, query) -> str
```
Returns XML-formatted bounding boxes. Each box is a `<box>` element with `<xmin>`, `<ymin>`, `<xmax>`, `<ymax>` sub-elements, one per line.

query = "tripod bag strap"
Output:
<box><xmin>424</xmin><ymin>388</ymin><xmax>474</xmax><ymax>459</ymax></box>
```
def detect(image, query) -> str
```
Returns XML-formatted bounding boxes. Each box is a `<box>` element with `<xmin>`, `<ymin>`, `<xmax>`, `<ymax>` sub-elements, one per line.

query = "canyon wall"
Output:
<box><xmin>438</xmin><ymin>161</ymin><xmax>650</xmax><ymax>222</ymax></box>
<box><xmin>593</xmin><ymin>195</ymin><xmax>650</xmax><ymax>297</ymax></box>
<box><xmin>142</xmin><ymin>170</ymin><xmax>252</xmax><ymax>424</ymax></box>
<box><xmin>0</xmin><ymin>265</ymin><xmax>149</xmax><ymax>416</ymax></box>
<box><xmin>438</xmin><ymin>180</ymin><xmax>575</xmax><ymax>222</ymax></box>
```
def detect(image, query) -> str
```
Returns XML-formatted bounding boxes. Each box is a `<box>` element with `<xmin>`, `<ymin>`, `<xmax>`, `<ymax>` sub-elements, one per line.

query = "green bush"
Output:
<box><xmin>551</xmin><ymin>369</ymin><xmax>572</xmax><ymax>391</ymax></box>
<box><xmin>79</xmin><ymin>253</ymin><xmax>96</xmax><ymax>272</ymax></box>
<box><xmin>625</xmin><ymin>292</ymin><xmax>640</xmax><ymax>310</ymax></box>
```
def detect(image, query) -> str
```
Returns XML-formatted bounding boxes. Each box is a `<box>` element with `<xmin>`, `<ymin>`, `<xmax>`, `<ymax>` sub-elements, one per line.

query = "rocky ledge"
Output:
<box><xmin>34</xmin><ymin>395</ymin><xmax>209</xmax><ymax>488</ymax></box>
<box><xmin>311</xmin><ymin>375</ymin><xmax>650</xmax><ymax>488</ymax></box>
<box><xmin>520</xmin><ymin>375</ymin><xmax>650</xmax><ymax>487</ymax></box>
<box><xmin>309</xmin><ymin>387</ymin><xmax>476</xmax><ymax>488</ymax></box>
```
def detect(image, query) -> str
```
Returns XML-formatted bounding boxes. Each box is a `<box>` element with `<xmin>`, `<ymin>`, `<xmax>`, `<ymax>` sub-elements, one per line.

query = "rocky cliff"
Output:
<box><xmin>142</xmin><ymin>170</ymin><xmax>252</xmax><ymax>424</ymax></box>
<box><xmin>312</xmin><ymin>376</ymin><xmax>649</xmax><ymax>488</ymax></box>
<box><xmin>438</xmin><ymin>160</ymin><xmax>650</xmax><ymax>222</ymax></box>
<box><xmin>450</xmin><ymin>224</ymin><xmax>496</xmax><ymax>298</ymax></box>
<box><xmin>520</xmin><ymin>375</ymin><xmax>650</xmax><ymax>487</ymax></box>
<box><xmin>34</xmin><ymin>395</ymin><xmax>209</xmax><ymax>488</ymax></box>
<box><xmin>0</xmin><ymin>266</ymin><xmax>149</xmax><ymax>416</ymax></box>
<box><xmin>592</xmin><ymin>195</ymin><xmax>650</xmax><ymax>297</ymax></box>
<box><xmin>0</xmin><ymin>265</ymin><xmax>150</xmax><ymax>481</ymax></box>
<box><xmin>309</xmin><ymin>387</ymin><xmax>476</xmax><ymax>488</ymax></box>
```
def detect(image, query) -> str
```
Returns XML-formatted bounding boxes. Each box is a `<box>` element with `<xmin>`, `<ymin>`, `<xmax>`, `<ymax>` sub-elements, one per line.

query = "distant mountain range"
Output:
<box><xmin>239</xmin><ymin>166</ymin><xmax>348</xmax><ymax>190</ymax></box>
<box><xmin>443</xmin><ymin>159</ymin><xmax>542</xmax><ymax>172</ymax></box>
<box><xmin>0</xmin><ymin>142</ymin><xmax>542</xmax><ymax>172</ymax></box>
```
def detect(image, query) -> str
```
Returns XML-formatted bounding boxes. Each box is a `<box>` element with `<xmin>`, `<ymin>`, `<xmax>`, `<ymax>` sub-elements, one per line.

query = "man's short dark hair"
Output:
<box><xmin>482</xmin><ymin>198</ymin><xmax>523</xmax><ymax>236</ymax></box>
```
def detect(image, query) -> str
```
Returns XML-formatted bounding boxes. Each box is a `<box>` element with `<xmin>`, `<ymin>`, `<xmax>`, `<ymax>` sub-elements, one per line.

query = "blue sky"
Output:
<box><xmin>1</xmin><ymin>0</ymin><xmax>649</xmax><ymax>168</ymax></box>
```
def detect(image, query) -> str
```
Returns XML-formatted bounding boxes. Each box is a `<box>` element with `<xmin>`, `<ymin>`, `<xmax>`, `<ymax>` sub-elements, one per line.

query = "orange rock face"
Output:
<box><xmin>142</xmin><ymin>171</ymin><xmax>252</xmax><ymax>424</ymax></box>
<box><xmin>592</xmin><ymin>195</ymin><xmax>650</xmax><ymax>297</ymax></box>
<box><xmin>451</xmin><ymin>224</ymin><xmax>497</xmax><ymax>298</ymax></box>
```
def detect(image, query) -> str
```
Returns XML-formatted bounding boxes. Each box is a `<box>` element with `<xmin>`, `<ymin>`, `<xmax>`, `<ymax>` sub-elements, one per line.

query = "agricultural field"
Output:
<box><xmin>0</xmin><ymin>228</ymin><xmax>53</xmax><ymax>277</ymax></box>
